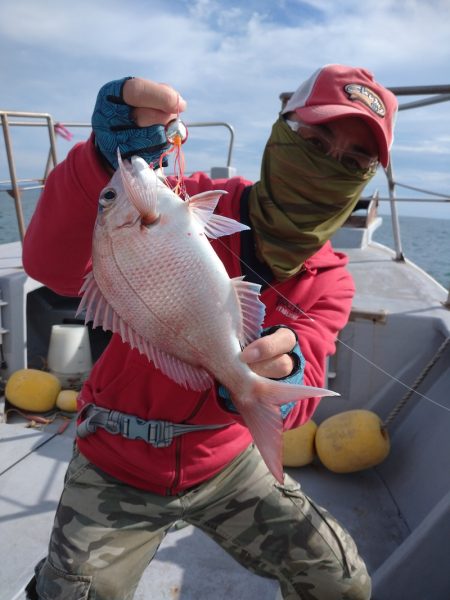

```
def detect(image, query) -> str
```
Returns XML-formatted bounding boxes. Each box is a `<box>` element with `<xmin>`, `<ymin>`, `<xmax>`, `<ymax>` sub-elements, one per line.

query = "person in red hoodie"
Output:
<box><xmin>24</xmin><ymin>65</ymin><xmax>397</xmax><ymax>600</ymax></box>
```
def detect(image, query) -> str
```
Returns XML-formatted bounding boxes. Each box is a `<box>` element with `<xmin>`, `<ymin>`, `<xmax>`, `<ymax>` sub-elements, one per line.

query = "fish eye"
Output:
<box><xmin>99</xmin><ymin>187</ymin><xmax>117</xmax><ymax>208</ymax></box>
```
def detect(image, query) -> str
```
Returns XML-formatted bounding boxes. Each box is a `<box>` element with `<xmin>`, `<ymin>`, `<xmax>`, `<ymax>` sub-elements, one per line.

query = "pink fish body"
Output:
<box><xmin>78</xmin><ymin>155</ymin><xmax>337</xmax><ymax>482</ymax></box>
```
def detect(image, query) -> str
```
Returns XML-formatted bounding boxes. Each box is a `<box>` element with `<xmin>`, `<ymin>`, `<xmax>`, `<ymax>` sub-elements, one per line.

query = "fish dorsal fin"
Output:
<box><xmin>189</xmin><ymin>190</ymin><xmax>250</xmax><ymax>239</ymax></box>
<box><xmin>77</xmin><ymin>272</ymin><xmax>213</xmax><ymax>391</ymax></box>
<box><xmin>231</xmin><ymin>276</ymin><xmax>266</xmax><ymax>346</ymax></box>
<box><xmin>117</xmin><ymin>152</ymin><xmax>159</xmax><ymax>223</ymax></box>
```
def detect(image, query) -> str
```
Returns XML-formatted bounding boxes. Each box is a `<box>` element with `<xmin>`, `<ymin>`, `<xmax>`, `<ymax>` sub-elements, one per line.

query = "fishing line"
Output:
<box><xmin>211</xmin><ymin>232</ymin><xmax>450</xmax><ymax>415</ymax></box>
<box><xmin>214</xmin><ymin>236</ymin><xmax>314</xmax><ymax>322</ymax></box>
<box><xmin>336</xmin><ymin>337</ymin><xmax>450</xmax><ymax>414</ymax></box>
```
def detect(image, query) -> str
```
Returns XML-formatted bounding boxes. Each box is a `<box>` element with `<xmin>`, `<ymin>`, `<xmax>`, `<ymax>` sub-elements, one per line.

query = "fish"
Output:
<box><xmin>77</xmin><ymin>153</ymin><xmax>338</xmax><ymax>483</ymax></box>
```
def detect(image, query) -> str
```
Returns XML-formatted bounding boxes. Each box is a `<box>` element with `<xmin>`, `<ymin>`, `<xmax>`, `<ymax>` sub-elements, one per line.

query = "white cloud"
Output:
<box><xmin>394</xmin><ymin>138</ymin><xmax>450</xmax><ymax>155</ymax></box>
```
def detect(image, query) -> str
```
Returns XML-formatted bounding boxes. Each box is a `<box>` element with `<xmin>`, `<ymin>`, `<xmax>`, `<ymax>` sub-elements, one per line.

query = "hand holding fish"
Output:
<box><xmin>92</xmin><ymin>76</ymin><xmax>186</xmax><ymax>170</ymax></box>
<box><xmin>240</xmin><ymin>326</ymin><xmax>297</xmax><ymax>379</ymax></box>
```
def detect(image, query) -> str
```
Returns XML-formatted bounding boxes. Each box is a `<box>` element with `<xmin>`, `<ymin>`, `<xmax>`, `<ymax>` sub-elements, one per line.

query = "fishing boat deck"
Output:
<box><xmin>1</xmin><ymin>233</ymin><xmax>450</xmax><ymax>599</ymax></box>
<box><xmin>0</xmin><ymin>241</ymin><xmax>25</xmax><ymax>274</ymax></box>
<box><xmin>0</xmin><ymin>416</ymin><xmax>407</xmax><ymax>600</ymax></box>
<box><xmin>344</xmin><ymin>240</ymin><xmax>448</xmax><ymax>314</ymax></box>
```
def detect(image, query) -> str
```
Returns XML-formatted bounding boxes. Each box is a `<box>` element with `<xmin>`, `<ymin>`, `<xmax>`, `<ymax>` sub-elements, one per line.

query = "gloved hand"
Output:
<box><xmin>218</xmin><ymin>325</ymin><xmax>305</xmax><ymax>419</ymax></box>
<box><xmin>91</xmin><ymin>76</ymin><xmax>186</xmax><ymax>170</ymax></box>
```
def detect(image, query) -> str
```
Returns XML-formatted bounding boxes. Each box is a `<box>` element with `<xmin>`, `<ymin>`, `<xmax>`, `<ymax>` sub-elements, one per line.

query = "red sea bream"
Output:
<box><xmin>77</xmin><ymin>155</ymin><xmax>337</xmax><ymax>482</ymax></box>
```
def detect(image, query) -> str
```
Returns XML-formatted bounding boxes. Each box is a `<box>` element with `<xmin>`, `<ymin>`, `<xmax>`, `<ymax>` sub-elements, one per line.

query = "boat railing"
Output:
<box><xmin>2</xmin><ymin>88</ymin><xmax>450</xmax><ymax>301</ymax></box>
<box><xmin>0</xmin><ymin>111</ymin><xmax>235</xmax><ymax>242</ymax></box>
<box><xmin>382</xmin><ymin>85</ymin><xmax>450</xmax><ymax>263</ymax></box>
<box><xmin>0</xmin><ymin>110</ymin><xmax>88</xmax><ymax>241</ymax></box>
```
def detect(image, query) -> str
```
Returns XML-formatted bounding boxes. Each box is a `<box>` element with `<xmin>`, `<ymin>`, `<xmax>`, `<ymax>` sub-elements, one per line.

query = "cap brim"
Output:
<box><xmin>294</xmin><ymin>104</ymin><xmax>389</xmax><ymax>168</ymax></box>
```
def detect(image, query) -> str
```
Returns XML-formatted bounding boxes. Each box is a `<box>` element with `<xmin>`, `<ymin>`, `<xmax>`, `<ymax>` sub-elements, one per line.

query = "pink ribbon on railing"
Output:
<box><xmin>54</xmin><ymin>123</ymin><xmax>74</xmax><ymax>141</ymax></box>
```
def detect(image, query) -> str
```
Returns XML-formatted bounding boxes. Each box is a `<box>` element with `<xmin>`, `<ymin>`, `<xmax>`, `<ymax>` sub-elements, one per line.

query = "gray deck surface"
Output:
<box><xmin>0</xmin><ymin>416</ymin><xmax>407</xmax><ymax>600</ymax></box>
<box><xmin>344</xmin><ymin>241</ymin><xmax>448</xmax><ymax>314</ymax></box>
<box><xmin>1</xmin><ymin>421</ymin><xmax>75</xmax><ymax>600</ymax></box>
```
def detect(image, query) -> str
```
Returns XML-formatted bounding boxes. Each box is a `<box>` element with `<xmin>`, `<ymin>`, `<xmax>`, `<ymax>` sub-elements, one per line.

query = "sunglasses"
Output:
<box><xmin>285</xmin><ymin>119</ymin><xmax>379</xmax><ymax>173</ymax></box>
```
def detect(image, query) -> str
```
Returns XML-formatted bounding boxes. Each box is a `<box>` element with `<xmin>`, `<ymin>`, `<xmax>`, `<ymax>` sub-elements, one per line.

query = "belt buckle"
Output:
<box><xmin>122</xmin><ymin>416</ymin><xmax>148</xmax><ymax>441</ymax></box>
<box><xmin>122</xmin><ymin>417</ymin><xmax>174</xmax><ymax>447</ymax></box>
<box><xmin>105</xmin><ymin>410</ymin><xmax>121</xmax><ymax>435</ymax></box>
<box><xmin>149</xmin><ymin>421</ymin><xmax>174</xmax><ymax>448</ymax></box>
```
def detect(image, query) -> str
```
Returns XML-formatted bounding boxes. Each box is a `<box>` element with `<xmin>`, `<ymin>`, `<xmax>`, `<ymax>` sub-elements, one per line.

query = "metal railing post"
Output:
<box><xmin>0</xmin><ymin>113</ymin><xmax>27</xmax><ymax>242</ymax></box>
<box><xmin>185</xmin><ymin>121</ymin><xmax>235</xmax><ymax>167</ymax></box>
<box><xmin>46</xmin><ymin>115</ymin><xmax>59</xmax><ymax>173</ymax></box>
<box><xmin>384</xmin><ymin>161</ymin><xmax>404</xmax><ymax>261</ymax></box>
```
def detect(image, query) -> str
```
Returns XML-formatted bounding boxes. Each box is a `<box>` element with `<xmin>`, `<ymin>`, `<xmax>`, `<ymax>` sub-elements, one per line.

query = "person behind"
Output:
<box><xmin>23</xmin><ymin>64</ymin><xmax>397</xmax><ymax>600</ymax></box>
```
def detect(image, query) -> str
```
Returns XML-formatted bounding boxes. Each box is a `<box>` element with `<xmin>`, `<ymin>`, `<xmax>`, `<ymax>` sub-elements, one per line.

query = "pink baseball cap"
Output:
<box><xmin>282</xmin><ymin>64</ymin><xmax>398</xmax><ymax>167</ymax></box>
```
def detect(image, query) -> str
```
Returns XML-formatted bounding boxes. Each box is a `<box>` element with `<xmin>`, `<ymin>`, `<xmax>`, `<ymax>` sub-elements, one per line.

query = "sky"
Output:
<box><xmin>1</xmin><ymin>0</ymin><xmax>450</xmax><ymax>218</ymax></box>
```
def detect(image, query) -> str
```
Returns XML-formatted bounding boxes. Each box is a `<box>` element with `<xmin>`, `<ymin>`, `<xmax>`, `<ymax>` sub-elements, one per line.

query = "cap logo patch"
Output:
<box><xmin>344</xmin><ymin>84</ymin><xmax>386</xmax><ymax>117</ymax></box>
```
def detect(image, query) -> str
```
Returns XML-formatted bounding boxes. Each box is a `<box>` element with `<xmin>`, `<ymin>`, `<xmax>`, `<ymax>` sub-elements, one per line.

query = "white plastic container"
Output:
<box><xmin>47</xmin><ymin>324</ymin><xmax>93</xmax><ymax>389</ymax></box>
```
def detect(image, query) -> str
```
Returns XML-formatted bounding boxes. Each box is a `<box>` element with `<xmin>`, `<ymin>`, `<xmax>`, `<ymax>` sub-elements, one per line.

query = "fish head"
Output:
<box><xmin>96</xmin><ymin>153</ymin><xmax>167</xmax><ymax>233</ymax></box>
<box><xmin>96</xmin><ymin>170</ymin><xmax>139</xmax><ymax>231</ymax></box>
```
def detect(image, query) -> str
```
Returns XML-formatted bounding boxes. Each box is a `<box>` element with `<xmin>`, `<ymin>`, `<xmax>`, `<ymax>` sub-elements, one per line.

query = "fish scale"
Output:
<box><xmin>112</xmin><ymin>232</ymin><xmax>233</xmax><ymax>364</ymax></box>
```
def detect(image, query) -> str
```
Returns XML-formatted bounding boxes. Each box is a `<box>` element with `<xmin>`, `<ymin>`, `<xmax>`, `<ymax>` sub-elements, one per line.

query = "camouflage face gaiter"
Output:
<box><xmin>248</xmin><ymin>117</ymin><xmax>375</xmax><ymax>281</ymax></box>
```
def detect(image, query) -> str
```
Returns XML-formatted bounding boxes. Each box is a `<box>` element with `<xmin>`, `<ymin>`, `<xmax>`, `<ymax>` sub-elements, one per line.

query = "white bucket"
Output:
<box><xmin>47</xmin><ymin>324</ymin><xmax>93</xmax><ymax>389</ymax></box>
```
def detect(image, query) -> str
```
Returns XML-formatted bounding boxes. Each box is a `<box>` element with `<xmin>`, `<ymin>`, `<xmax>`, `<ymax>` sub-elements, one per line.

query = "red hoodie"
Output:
<box><xmin>22</xmin><ymin>136</ymin><xmax>354</xmax><ymax>494</ymax></box>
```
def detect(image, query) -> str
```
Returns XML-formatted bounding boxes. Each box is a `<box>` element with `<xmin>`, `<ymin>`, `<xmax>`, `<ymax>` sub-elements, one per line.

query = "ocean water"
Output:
<box><xmin>1</xmin><ymin>190</ymin><xmax>449</xmax><ymax>290</ymax></box>
<box><xmin>0</xmin><ymin>189</ymin><xmax>39</xmax><ymax>243</ymax></box>
<box><xmin>372</xmin><ymin>213</ymin><xmax>450</xmax><ymax>290</ymax></box>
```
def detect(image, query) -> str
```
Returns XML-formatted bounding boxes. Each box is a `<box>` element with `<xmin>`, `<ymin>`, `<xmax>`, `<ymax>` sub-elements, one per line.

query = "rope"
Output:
<box><xmin>383</xmin><ymin>337</ymin><xmax>450</xmax><ymax>427</ymax></box>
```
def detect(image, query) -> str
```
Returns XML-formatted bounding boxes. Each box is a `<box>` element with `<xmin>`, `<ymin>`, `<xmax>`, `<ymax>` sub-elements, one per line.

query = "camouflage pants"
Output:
<box><xmin>32</xmin><ymin>443</ymin><xmax>371</xmax><ymax>600</ymax></box>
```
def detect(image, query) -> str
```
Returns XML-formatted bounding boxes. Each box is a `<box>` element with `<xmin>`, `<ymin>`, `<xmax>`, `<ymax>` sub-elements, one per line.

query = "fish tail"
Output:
<box><xmin>235</xmin><ymin>377</ymin><xmax>338</xmax><ymax>483</ymax></box>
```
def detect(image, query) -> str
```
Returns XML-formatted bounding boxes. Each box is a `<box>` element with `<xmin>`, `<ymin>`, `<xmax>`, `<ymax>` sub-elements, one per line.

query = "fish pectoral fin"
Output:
<box><xmin>117</xmin><ymin>152</ymin><xmax>159</xmax><ymax>222</ymax></box>
<box><xmin>189</xmin><ymin>189</ymin><xmax>226</xmax><ymax>215</ymax></box>
<box><xmin>204</xmin><ymin>214</ymin><xmax>250</xmax><ymax>239</ymax></box>
<box><xmin>189</xmin><ymin>190</ymin><xmax>250</xmax><ymax>238</ymax></box>
<box><xmin>231</xmin><ymin>277</ymin><xmax>265</xmax><ymax>346</ymax></box>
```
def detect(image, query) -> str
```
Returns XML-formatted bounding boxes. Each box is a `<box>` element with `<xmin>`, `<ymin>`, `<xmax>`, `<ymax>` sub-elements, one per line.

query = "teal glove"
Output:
<box><xmin>218</xmin><ymin>325</ymin><xmax>305</xmax><ymax>419</ymax></box>
<box><xmin>91</xmin><ymin>77</ymin><xmax>170</xmax><ymax>170</ymax></box>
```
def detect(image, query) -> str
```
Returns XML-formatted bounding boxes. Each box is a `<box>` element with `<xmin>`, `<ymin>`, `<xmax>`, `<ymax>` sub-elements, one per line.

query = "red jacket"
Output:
<box><xmin>22</xmin><ymin>136</ymin><xmax>355</xmax><ymax>494</ymax></box>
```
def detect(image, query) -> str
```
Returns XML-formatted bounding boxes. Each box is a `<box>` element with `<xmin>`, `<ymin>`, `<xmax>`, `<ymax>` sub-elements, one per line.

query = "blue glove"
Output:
<box><xmin>91</xmin><ymin>77</ymin><xmax>170</xmax><ymax>170</ymax></box>
<box><xmin>218</xmin><ymin>325</ymin><xmax>305</xmax><ymax>419</ymax></box>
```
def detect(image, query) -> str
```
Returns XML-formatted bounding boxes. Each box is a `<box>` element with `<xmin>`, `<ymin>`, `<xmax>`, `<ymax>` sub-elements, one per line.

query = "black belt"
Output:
<box><xmin>77</xmin><ymin>404</ymin><xmax>229</xmax><ymax>448</ymax></box>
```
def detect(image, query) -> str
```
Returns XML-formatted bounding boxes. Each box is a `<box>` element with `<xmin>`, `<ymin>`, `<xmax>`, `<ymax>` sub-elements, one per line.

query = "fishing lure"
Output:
<box><xmin>159</xmin><ymin>97</ymin><xmax>189</xmax><ymax>197</ymax></box>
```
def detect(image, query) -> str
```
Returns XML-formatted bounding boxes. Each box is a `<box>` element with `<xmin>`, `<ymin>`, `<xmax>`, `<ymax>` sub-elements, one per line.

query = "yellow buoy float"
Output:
<box><xmin>282</xmin><ymin>420</ymin><xmax>318</xmax><ymax>467</ymax></box>
<box><xmin>56</xmin><ymin>389</ymin><xmax>79</xmax><ymax>412</ymax></box>
<box><xmin>315</xmin><ymin>409</ymin><xmax>390</xmax><ymax>473</ymax></box>
<box><xmin>5</xmin><ymin>368</ymin><xmax>62</xmax><ymax>412</ymax></box>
